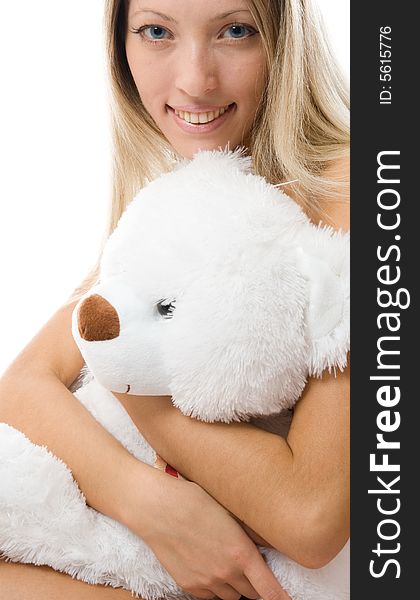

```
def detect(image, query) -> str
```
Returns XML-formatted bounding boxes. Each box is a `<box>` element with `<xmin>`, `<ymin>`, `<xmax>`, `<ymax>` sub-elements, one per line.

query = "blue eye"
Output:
<box><xmin>140</xmin><ymin>25</ymin><xmax>170</xmax><ymax>40</ymax></box>
<box><xmin>222</xmin><ymin>24</ymin><xmax>256</xmax><ymax>39</ymax></box>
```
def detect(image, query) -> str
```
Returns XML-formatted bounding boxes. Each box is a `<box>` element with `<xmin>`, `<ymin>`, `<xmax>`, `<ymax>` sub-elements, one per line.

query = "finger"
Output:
<box><xmin>244</xmin><ymin>552</ymin><xmax>291</xmax><ymax>600</ymax></box>
<box><xmin>187</xmin><ymin>590</ymin><xmax>215</xmax><ymax>600</ymax></box>
<box><xmin>228</xmin><ymin>577</ymin><xmax>260</xmax><ymax>599</ymax></box>
<box><xmin>210</xmin><ymin>583</ymin><xmax>241</xmax><ymax>600</ymax></box>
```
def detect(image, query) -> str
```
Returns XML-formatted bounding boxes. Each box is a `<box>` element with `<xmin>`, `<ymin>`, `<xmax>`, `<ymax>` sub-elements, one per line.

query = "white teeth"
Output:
<box><xmin>174</xmin><ymin>105</ymin><xmax>230</xmax><ymax>124</ymax></box>
<box><xmin>198</xmin><ymin>112</ymin><xmax>208</xmax><ymax>124</ymax></box>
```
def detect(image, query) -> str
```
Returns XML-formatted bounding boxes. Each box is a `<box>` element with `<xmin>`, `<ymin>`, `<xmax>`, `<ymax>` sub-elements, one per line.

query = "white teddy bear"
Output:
<box><xmin>0</xmin><ymin>150</ymin><xmax>349</xmax><ymax>599</ymax></box>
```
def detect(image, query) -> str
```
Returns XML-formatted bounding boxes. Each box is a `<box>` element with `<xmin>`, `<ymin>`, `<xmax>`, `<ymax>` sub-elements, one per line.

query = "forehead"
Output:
<box><xmin>126</xmin><ymin>0</ymin><xmax>252</xmax><ymax>20</ymax></box>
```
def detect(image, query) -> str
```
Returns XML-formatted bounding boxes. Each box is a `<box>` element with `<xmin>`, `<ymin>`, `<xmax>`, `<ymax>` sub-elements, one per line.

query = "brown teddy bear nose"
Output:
<box><xmin>77</xmin><ymin>294</ymin><xmax>120</xmax><ymax>342</ymax></box>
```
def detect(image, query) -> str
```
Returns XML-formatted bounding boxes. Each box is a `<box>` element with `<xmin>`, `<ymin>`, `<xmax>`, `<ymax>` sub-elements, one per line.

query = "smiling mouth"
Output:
<box><xmin>168</xmin><ymin>103</ymin><xmax>235</xmax><ymax>125</ymax></box>
<box><xmin>175</xmin><ymin>105</ymin><xmax>231</xmax><ymax>124</ymax></box>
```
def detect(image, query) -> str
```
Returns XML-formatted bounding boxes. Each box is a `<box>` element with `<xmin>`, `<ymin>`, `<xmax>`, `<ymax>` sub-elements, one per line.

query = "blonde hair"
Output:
<box><xmin>68</xmin><ymin>0</ymin><xmax>349</xmax><ymax>303</ymax></box>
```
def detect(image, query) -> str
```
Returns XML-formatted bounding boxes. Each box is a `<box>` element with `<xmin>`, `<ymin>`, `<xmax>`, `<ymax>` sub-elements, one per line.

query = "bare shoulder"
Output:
<box><xmin>318</xmin><ymin>154</ymin><xmax>350</xmax><ymax>232</ymax></box>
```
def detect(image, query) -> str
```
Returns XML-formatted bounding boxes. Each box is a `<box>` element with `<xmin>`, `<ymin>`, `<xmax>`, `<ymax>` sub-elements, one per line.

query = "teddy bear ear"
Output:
<box><xmin>296</xmin><ymin>226</ymin><xmax>350</xmax><ymax>376</ymax></box>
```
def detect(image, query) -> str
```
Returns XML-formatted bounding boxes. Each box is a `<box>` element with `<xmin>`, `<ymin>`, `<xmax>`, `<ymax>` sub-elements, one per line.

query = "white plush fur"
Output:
<box><xmin>0</xmin><ymin>150</ymin><xmax>349</xmax><ymax>598</ymax></box>
<box><xmin>73</xmin><ymin>149</ymin><xmax>349</xmax><ymax>421</ymax></box>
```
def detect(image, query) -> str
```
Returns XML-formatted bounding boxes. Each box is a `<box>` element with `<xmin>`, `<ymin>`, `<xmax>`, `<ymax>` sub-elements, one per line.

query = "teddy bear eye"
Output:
<box><xmin>156</xmin><ymin>299</ymin><xmax>176</xmax><ymax>319</ymax></box>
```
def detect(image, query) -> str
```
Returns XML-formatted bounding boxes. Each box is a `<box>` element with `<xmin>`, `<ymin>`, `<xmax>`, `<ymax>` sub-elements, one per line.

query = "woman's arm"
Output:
<box><xmin>115</xmin><ymin>366</ymin><xmax>349</xmax><ymax>569</ymax></box>
<box><xmin>0</xmin><ymin>301</ymin><xmax>150</xmax><ymax>525</ymax></box>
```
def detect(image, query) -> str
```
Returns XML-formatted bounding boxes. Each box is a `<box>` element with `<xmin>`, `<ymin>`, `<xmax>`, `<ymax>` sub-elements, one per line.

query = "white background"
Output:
<box><xmin>0</xmin><ymin>0</ymin><xmax>349</xmax><ymax>374</ymax></box>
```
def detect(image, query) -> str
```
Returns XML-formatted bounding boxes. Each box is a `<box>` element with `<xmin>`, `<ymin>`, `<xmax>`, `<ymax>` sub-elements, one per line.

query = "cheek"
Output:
<box><xmin>245</xmin><ymin>56</ymin><xmax>267</xmax><ymax>105</ymax></box>
<box><xmin>126</xmin><ymin>45</ymin><xmax>167</xmax><ymax>111</ymax></box>
<box><xmin>224</xmin><ymin>53</ymin><xmax>266</xmax><ymax>111</ymax></box>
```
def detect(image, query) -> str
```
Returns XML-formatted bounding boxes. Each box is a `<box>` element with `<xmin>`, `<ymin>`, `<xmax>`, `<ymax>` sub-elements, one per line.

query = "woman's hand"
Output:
<box><xmin>115</xmin><ymin>368</ymin><xmax>349</xmax><ymax>569</ymax></box>
<box><xmin>120</xmin><ymin>460</ymin><xmax>290</xmax><ymax>600</ymax></box>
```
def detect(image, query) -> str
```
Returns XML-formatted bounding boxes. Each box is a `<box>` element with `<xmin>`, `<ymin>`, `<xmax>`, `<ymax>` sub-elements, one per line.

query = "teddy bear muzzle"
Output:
<box><xmin>77</xmin><ymin>294</ymin><xmax>120</xmax><ymax>342</ymax></box>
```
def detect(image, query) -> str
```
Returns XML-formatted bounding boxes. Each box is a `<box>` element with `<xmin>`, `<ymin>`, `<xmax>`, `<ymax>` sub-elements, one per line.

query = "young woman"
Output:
<box><xmin>0</xmin><ymin>1</ymin><xmax>350</xmax><ymax>598</ymax></box>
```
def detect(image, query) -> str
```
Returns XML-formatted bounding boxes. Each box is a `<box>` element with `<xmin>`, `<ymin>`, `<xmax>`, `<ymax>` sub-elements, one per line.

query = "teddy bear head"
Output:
<box><xmin>72</xmin><ymin>150</ymin><xmax>349</xmax><ymax>422</ymax></box>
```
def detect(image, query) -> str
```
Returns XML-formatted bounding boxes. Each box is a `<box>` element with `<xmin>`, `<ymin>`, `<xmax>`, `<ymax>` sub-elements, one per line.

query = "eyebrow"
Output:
<box><xmin>129</xmin><ymin>9</ymin><xmax>252</xmax><ymax>25</ymax></box>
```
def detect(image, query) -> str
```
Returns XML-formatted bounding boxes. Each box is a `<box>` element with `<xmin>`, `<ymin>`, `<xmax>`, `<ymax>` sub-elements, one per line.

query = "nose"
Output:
<box><xmin>174</xmin><ymin>43</ymin><xmax>218</xmax><ymax>98</ymax></box>
<box><xmin>77</xmin><ymin>294</ymin><xmax>120</xmax><ymax>342</ymax></box>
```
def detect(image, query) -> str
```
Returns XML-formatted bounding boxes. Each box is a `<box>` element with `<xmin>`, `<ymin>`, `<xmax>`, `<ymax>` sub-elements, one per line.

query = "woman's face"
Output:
<box><xmin>126</xmin><ymin>0</ymin><xmax>266</xmax><ymax>159</ymax></box>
